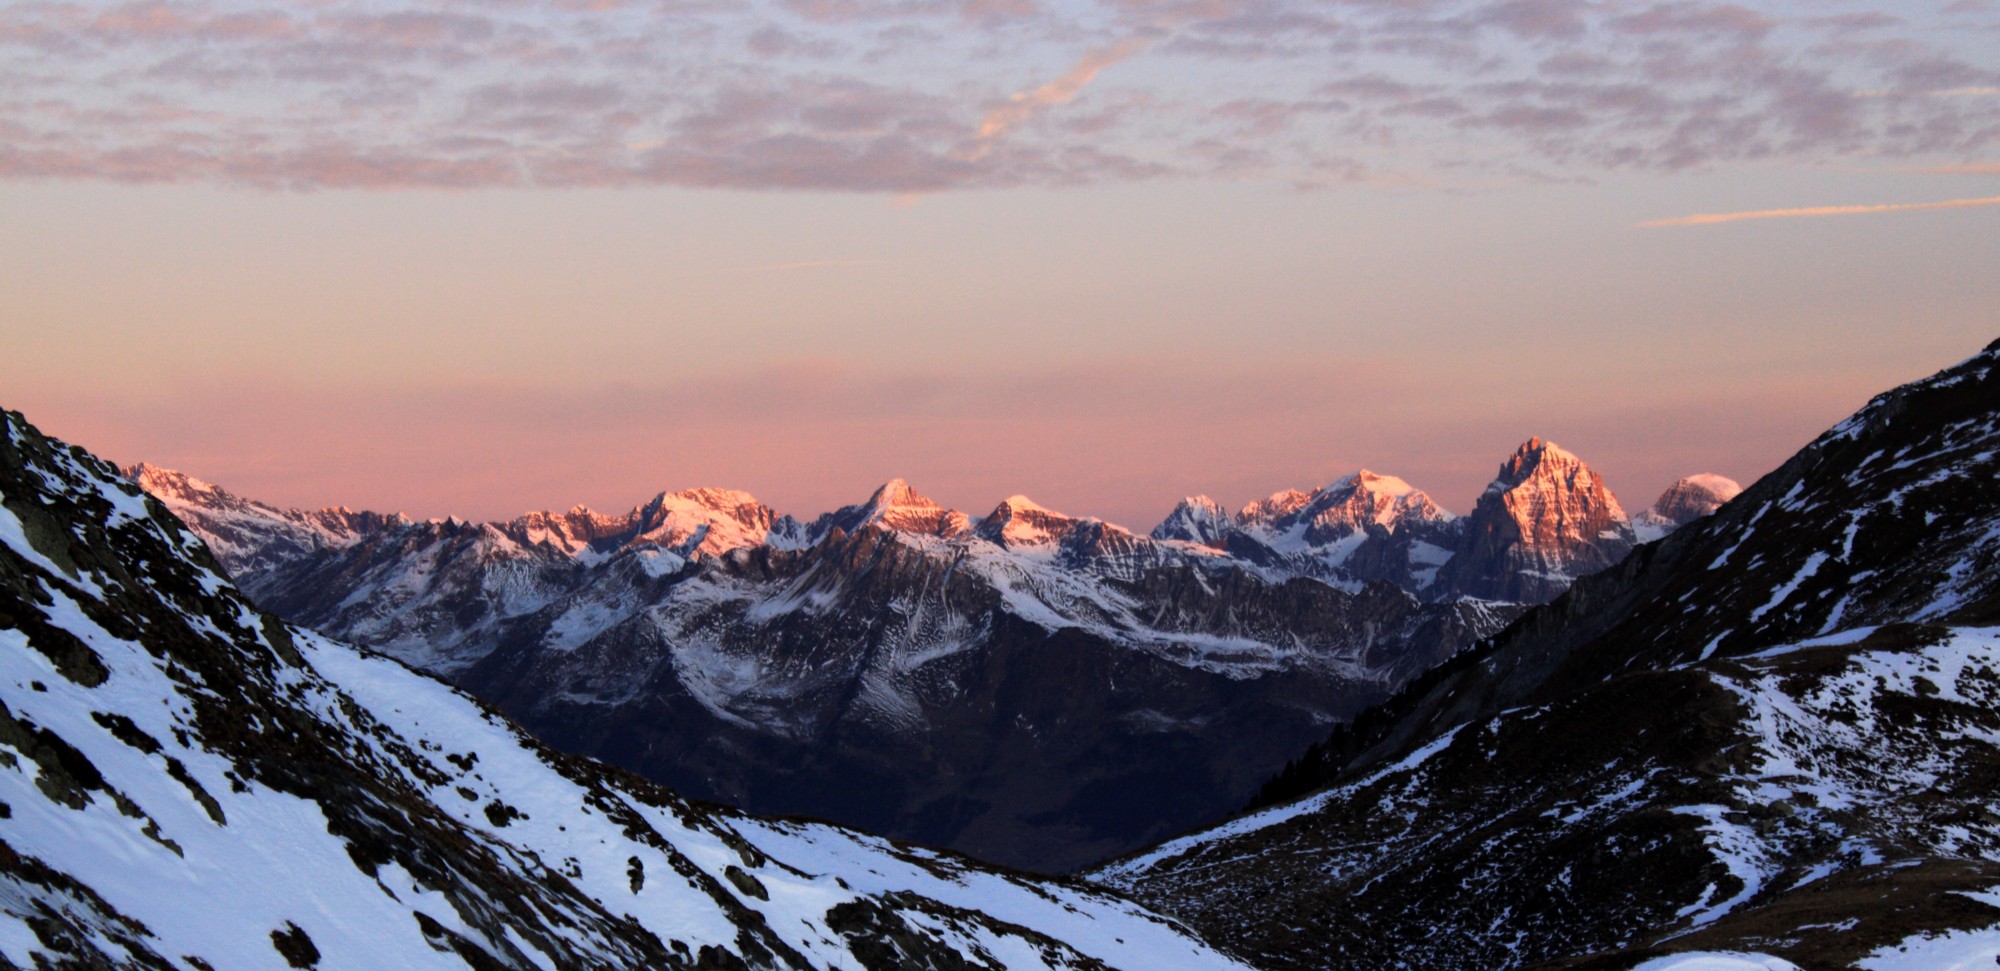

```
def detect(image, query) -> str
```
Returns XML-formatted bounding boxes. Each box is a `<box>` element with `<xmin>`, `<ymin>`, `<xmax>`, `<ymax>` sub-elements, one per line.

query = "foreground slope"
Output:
<box><xmin>1098</xmin><ymin>339</ymin><xmax>2000</xmax><ymax>970</ymax></box>
<box><xmin>0</xmin><ymin>411</ymin><xmax>1247</xmax><ymax>971</ymax></box>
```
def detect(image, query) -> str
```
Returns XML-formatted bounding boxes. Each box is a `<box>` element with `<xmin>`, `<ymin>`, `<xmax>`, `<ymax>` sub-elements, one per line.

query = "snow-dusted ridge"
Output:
<box><xmin>3</xmin><ymin>411</ymin><xmax>1249</xmax><ymax>970</ymax></box>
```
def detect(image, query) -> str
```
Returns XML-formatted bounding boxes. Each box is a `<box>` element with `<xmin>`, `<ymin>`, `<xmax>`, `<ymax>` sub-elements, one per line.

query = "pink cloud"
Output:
<box><xmin>0</xmin><ymin>0</ymin><xmax>1995</xmax><ymax>191</ymax></box>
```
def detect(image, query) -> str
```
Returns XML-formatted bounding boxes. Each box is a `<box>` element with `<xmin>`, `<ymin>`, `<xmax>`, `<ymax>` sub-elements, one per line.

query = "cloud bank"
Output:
<box><xmin>0</xmin><ymin>0</ymin><xmax>1996</xmax><ymax>192</ymax></box>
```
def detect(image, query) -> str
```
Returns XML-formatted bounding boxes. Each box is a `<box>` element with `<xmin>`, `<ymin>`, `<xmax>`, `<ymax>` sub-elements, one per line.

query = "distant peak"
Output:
<box><xmin>126</xmin><ymin>462</ymin><xmax>224</xmax><ymax>501</ymax></box>
<box><xmin>1672</xmin><ymin>473</ymin><xmax>1743</xmax><ymax>498</ymax></box>
<box><xmin>1240</xmin><ymin>488</ymin><xmax>1312</xmax><ymax>522</ymax></box>
<box><xmin>1335</xmin><ymin>469</ymin><xmax>1417</xmax><ymax>498</ymax></box>
<box><xmin>669</xmin><ymin>486</ymin><xmax>762</xmax><ymax>510</ymax></box>
<box><xmin>1511</xmin><ymin>436</ymin><xmax>1576</xmax><ymax>460</ymax></box>
<box><xmin>1489</xmin><ymin>436</ymin><xmax>1589</xmax><ymax>492</ymax></box>
<box><xmin>829</xmin><ymin>479</ymin><xmax>967</xmax><ymax>538</ymax></box>
<box><xmin>1640</xmin><ymin>473</ymin><xmax>1743</xmax><ymax>533</ymax></box>
<box><xmin>868</xmin><ymin>478</ymin><xmax>937</xmax><ymax>510</ymax></box>
<box><xmin>995</xmin><ymin>494</ymin><xmax>1054</xmax><ymax>514</ymax></box>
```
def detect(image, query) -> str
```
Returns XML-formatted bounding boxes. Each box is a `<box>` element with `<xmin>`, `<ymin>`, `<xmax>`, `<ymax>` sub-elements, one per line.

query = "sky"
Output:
<box><xmin>3</xmin><ymin>0</ymin><xmax>1998</xmax><ymax>529</ymax></box>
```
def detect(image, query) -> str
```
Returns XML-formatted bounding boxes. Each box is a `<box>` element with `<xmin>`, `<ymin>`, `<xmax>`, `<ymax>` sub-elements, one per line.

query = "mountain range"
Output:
<box><xmin>129</xmin><ymin>440</ymin><xmax>1731</xmax><ymax>872</ymax></box>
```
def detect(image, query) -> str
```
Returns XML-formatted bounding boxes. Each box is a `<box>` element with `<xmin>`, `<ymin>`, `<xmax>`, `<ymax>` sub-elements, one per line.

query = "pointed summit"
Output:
<box><xmin>1153</xmin><ymin>496</ymin><xmax>1231</xmax><ymax>545</ymax></box>
<box><xmin>865</xmin><ymin>479</ymin><xmax>972</xmax><ymax>535</ymax></box>
<box><xmin>809</xmin><ymin>480</ymin><xmax>970</xmax><ymax>539</ymax></box>
<box><xmin>125</xmin><ymin>462</ymin><xmax>227</xmax><ymax>505</ymax></box>
<box><xmin>1240</xmin><ymin>488</ymin><xmax>1312</xmax><ymax>524</ymax></box>
<box><xmin>975</xmin><ymin>495</ymin><xmax>1089</xmax><ymax>548</ymax></box>
<box><xmin>1238</xmin><ymin>470</ymin><xmax>1454</xmax><ymax>546</ymax></box>
<box><xmin>1485</xmin><ymin>436</ymin><xmax>1588</xmax><ymax>494</ymax></box>
<box><xmin>1440</xmin><ymin>437</ymin><xmax>1635</xmax><ymax>602</ymax></box>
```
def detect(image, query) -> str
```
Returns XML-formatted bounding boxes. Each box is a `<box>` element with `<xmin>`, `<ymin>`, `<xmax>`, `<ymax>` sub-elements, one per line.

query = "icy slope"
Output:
<box><xmin>0</xmin><ymin>410</ymin><xmax>1247</xmax><ymax>971</ymax></box>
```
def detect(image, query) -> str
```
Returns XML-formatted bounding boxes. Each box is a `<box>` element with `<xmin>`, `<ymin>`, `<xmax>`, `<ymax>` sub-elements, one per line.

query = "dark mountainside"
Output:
<box><xmin>0</xmin><ymin>409</ymin><xmax>1249</xmax><ymax>970</ymax></box>
<box><xmin>1096</xmin><ymin>339</ymin><xmax>2000</xmax><ymax>969</ymax></box>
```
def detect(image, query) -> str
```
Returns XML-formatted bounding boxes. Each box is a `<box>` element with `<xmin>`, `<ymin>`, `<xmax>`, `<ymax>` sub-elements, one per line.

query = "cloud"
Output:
<box><xmin>2</xmin><ymin>0</ymin><xmax>1997</xmax><ymax>191</ymax></box>
<box><xmin>1638</xmin><ymin>193</ymin><xmax>2000</xmax><ymax>226</ymax></box>
<box><xmin>1908</xmin><ymin>161</ymin><xmax>2000</xmax><ymax>173</ymax></box>
<box><xmin>963</xmin><ymin>38</ymin><xmax>1151</xmax><ymax>159</ymax></box>
<box><xmin>731</xmin><ymin>258</ymin><xmax>897</xmax><ymax>271</ymax></box>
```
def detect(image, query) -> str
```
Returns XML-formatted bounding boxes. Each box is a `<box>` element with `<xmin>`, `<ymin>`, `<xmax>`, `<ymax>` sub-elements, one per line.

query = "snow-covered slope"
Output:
<box><xmin>1097</xmin><ymin>338</ymin><xmax>2000</xmax><ymax>970</ymax></box>
<box><xmin>1</xmin><ymin>409</ymin><xmax>1248</xmax><ymax>970</ymax></box>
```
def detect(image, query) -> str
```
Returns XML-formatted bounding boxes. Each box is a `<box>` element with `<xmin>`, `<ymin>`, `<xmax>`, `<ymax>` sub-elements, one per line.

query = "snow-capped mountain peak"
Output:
<box><xmin>1486</xmin><ymin>436</ymin><xmax>1592</xmax><ymax>494</ymax></box>
<box><xmin>1152</xmin><ymin>495</ymin><xmax>1231</xmax><ymax>545</ymax></box>
<box><xmin>124</xmin><ymin>462</ymin><xmax>407</xmax><ymax>581</ymax></box>
<box><xmin>1341</xmin><ymin>468</ymin><xmax>1414</xmax><ymax>497</ymax></box>
<box><xmin>821</xmin><ymin>478</ymin><xmax>972</xmax><ymax>537</ymax></box>
<box><xmin>1634</xmin><ymin>473</ymin><xmax>1744</xmax><ymax>543</ymax></box>
<box><xmin>975</xmin><ymin>495</ymin><xmax>1094</xmax><ymax>548</ymax></box>
<box><xmin>1239</xmin><ymin>488</ymin><xmax>1312</xmax><ymax>523</ymax></box>
<box><xmin>1238</xmin><ymin>469</ymin><xmax>1453</xmax><ymax>552</ymax></box>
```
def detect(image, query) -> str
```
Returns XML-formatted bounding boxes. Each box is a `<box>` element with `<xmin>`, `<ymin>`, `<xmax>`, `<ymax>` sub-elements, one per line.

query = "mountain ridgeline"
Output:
<box><xmin>1094</xmin><ymin>339</ymin><xmax>2000</xmax><ymax>970</ymax></box>
<box><xmin>131</xmin><ymin>439</ymin><xmax>1726</xmax><ymax>873</ymax></box>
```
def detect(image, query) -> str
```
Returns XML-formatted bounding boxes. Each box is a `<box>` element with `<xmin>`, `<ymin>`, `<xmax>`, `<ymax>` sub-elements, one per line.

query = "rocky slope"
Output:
<box><xmin>1</xmin><ymin>409</ymin><xmax>1249</xmax><ymax>971</ymax></box>
<box><xmin>1095</xmin><ymin>339</ymin><xmax>2000</xmax><ymax>969</ymax></box>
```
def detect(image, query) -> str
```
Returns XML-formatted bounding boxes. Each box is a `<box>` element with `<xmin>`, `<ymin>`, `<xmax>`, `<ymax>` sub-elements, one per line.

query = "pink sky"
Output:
<box><xmin>2</xmin><ymin>0</ymin><xmax>1997</xmax><ymax>527</ymax></box>
<box><xmin>6</xmin><ymin>333</ymin><xmax>1975</xmax><ymax>530</ymax></box>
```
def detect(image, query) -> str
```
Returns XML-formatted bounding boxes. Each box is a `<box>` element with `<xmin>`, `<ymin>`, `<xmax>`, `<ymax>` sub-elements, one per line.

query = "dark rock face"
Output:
<box><xmin>1097</xmin><ymin>339</ymin><xmax>2000</xmax><ymax>970</ymax></box>
<box><xmin>0</xmin><ymin>410</ymin><xmax>1247</xmax><ymax>970</ymax></box>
